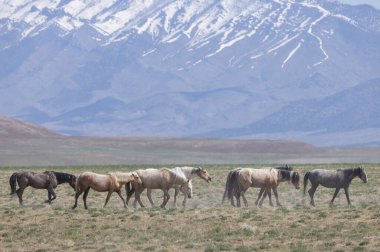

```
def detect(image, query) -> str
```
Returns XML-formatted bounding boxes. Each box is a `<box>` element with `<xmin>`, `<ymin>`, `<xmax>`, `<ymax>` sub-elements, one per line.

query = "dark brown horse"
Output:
<box><xmin>11</xmin><ymin>171</ymin><xmax>76</xmax><ymax>205</ymax></box>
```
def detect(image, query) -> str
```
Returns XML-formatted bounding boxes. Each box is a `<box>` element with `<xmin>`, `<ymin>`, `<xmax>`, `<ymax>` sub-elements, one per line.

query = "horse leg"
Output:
<box><xmin>161</xmin><ymin>189</ymin><xmax>170</xmax><ymax>209</ymax></box>
<box><xmin>46</xmin><ymin>191</ymin><xmax>52</xmax><ymax>203</ymax></box>
<box><xmin>308</xmin><ymin>185</ymin><xmax>318</xmax><ymax>206</ymax></box>
<box><xmin>255</xmin><ymin>188</ymin><xmax>265</xmax><ymax>206</ymax></box>
<box><xmin>267</xmin><ymin>189</ymin><xmax>274</xmax><ymax>207</ymax></box>
<box><xmin>147</xmin><ymin>189</ymin><xmax>154</xmax><ymax>206</ymax></box>
<box><xmin>135</xmin><ymin>189</ymin><xmax>146</xmax><ymax>208</ymax></box>
<box><xmin>236</xmin><ymin>194</ymin><xmax>241</xmax><ymax>207</ymax></box>
<box><xmin>182</xmin><ymin>193</ymin><xmax>187</xmax><ymax>207</ymax></box>
<box><xmin>344</xmin><ymin>187</ymin><xmax>351</xmax><ymax>206</ymax></box>
<box><xmin>241</xmin><ymin>190</ymin><xmax>248</xmax><ymax>207</ymax></box>
<box><xmin>330</xmin><ymin>188</ymin><xmax>341</xmax><ymax>205</ymax></box>
<box><xmin>116</xmin><ymin>190</ymin><xmax>127</xmax><ymax>208</ymax></box>
<box><xmin>16</xmin><ymin>187</ymin><xmax>25</xmax><ymax>205</ymax></box>
<box><xmin>258</xmin><ymin>190</ymin><xmax>267</xmax><ymax>207</ymax></box>
<box><xmin>273</xmin><ymin>187</ymin><xmax>282</xmax><ymax>207</ymax></box>
<box><xmin>83</xmin><ymin>187</ymin><xmax>90</xmax><ymax>210</ymax></box>
<box><xmin>103</xmin><ymin>191</ymin><xmax>113</xmax><ymax>208</ymax></box>
<box><xmin>46</xmin><ymin>188</ymin><xmax>56</xmax><ymax>204</ymax></box>
<box><xmin>174</xmin><ymin>186</ymin><xmax>179</xmax><ymax>206</ymax></box>
<box><xmin>230</xmin><ymin>194</ymin><xmax>236</xmax><ymax>207</ymax></box>
<box><xmin>72</xmin><ymin>188</ymin><xmax>84</xmax><ymax>209</ymax></box>
<box><xmin>125</xmin><ymin>185</ymin><xmax>135</xmax><ymax>206</ymax></box>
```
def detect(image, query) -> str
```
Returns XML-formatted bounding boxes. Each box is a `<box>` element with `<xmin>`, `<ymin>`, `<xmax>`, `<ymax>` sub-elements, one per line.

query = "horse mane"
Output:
<box><xmin>275</xmin><ymin>165</ymin><xmax>292</xmax><ymax>171</ymax></box>
<box><xmin>291</xmin><ymin>171</ymin><xmax>300</xmax><ymax>184</ymax></box>
<box><xmin>50</xmin><ymin>171</ymin><xmax>75</xmax><ymax>184</ymax></box>
<box><xmin>166</xmin><ymin>169</ymin><xmax>188</xmax><ymax>184</ymax></box>
<box><xmin>109</xmin><ymin>172</ymin><xmax>129</xmax><ymax>183</ymax></box>
<box><xmin>191</xmin><ymin>167</ymin><xmax>201</xmax><ymax>174</ymax></box>
<box><xmin>278</xmin><ymin>169</ymin><xmax>291</xmax><ymax>180</ymax></box>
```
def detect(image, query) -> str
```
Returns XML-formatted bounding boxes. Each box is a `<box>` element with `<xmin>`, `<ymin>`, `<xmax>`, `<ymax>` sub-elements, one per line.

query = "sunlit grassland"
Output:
<box><xmin>0</xmin><ymin>164</ymin><xmax>379</xmax><ymax>251</ymax></box>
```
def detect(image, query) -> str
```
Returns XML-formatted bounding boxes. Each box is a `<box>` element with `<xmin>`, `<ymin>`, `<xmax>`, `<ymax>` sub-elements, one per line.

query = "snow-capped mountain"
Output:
<box><xmin>1</xmin><ymin>0</ymin><xmax>380</xmax><ymax>146</ymax></box>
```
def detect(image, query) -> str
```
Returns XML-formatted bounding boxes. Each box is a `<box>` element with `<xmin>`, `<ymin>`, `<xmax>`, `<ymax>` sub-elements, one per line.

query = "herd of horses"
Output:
<box><xmin>8</xmin><ymin>166</ymin><xmax>368</xmax><ymax>209</ymax></box>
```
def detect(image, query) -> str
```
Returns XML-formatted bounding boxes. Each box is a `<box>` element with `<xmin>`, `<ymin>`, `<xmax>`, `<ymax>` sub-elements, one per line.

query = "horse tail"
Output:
<box><xmin>303</xmin><ymin>172</ymin><xmax>310</xmax><ymax>195</ymax></box>
<box><xmin>9</xmin><ymin>173</ymin><xmax>18</xmax><ymax>195</ymax></box>
<box><xmin>222</xmin><ymin>171</ymin><xmax>233</xmax><ymax>203</ymax></box>
<box><xmin>125</xmin><ymin>182</ymin><xmax>135</xmax><ymax>198</ymax></box>
<box><xmin>225</xmin><ymin>169</ymin><xmax>240</xmax><ymax>201</ymax></box>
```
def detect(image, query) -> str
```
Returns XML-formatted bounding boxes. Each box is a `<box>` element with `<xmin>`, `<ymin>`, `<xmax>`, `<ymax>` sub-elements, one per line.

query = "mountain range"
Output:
<box><xmin>1</xmin><ymin>0</ymin><xmax>380</xmax><ymax>146</ymax></box>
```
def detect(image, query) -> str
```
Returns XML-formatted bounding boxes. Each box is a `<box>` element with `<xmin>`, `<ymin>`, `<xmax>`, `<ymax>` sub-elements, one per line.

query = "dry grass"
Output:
<box><xmin>0</xmin><ymin>164</ymin><xmax>379</xmax><ymax>251</ymax></box>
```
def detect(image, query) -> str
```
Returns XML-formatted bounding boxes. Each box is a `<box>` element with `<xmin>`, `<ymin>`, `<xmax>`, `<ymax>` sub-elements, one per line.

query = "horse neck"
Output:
<box><xmin>112</xmin><ymin>173</ymin><xmax>132</xmax><ymax>185</ymax></box>
<box><xmin>53</xmin><ymin>172</ymin><xmax>72</xmax><ymax>184</ymax></box>
<box><xmin>173</xmin><ymin>167</ymin><xmax>194</xmax><ymax>180</ymax></box>
<box><xmin>277</xmin><ymin>170</ymin><xmax>291</xmax><ymax>183</ymax></box>
<box><xmin>171</xmin><ymin>171</ymin><xmax>187</xmax><ymax>185</ymax></box>
<box><xmin>351</xmin><ymin>168</ymin><xmax>362</xmax><ymax>180</ymax></box>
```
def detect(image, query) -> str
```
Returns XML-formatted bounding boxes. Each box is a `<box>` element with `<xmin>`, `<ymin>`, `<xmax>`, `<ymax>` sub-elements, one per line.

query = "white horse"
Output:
<box><xmin>127</xmin><ymin>167</ymin><xmax>211</xmax><ymax>207</ymax></box>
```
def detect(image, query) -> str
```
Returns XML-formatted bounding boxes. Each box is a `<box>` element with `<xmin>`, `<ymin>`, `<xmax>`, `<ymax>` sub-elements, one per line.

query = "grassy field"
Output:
<box><xmin>0</xmin><ymin>164</ymin><xmax>379</xmax><ymax>252</ymax></box>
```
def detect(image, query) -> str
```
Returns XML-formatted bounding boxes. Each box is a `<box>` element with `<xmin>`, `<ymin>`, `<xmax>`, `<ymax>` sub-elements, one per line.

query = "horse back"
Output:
<box><xmin>77</xmin><ymin>172</ymin><xmax>112</xmax><ymax>192</ymax></box>
<box><xmin>136</xmin><ymin>169</ymin><xmax>166</xmax><ymax>189</ymax></box>
<box><xmin>18</xmin><ymin>172</ymin><xmax>57</xmax><ymax>189</ymax></box>
<box><xmin>310</xmin><ymin>169</ymin><xmax>342</xmax><ymax>188</ymax></box>
<box><xmin>237</xmin><ymin>168</ymin><xmax>271</xmax><ymax>188</ymax></box>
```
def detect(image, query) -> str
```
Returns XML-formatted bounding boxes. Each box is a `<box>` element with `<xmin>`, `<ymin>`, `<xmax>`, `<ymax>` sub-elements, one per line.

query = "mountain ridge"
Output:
<box><xmin>1</xmin><ymin>0</ymin><xmax>380</xmax><ymax>146</ymax></box>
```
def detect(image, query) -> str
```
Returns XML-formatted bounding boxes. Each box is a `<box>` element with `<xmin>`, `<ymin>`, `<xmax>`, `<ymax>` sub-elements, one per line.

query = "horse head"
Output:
<box><xmin>132</xmin><ymin>172</ymin><xmax>143</xmax><ymax>184</ymax></box>
<box><xmin>291</xmin><ymin>171</ymin><xmax>300</xmax><ymax>189</ymax></box>
<box><xmin>357</xmin><ymin>166</ymin><xmax>368</xmax><ymax>183</ymax></box>
<box><xmin>180</xmin><ymin>179</ymin><xmax>192</xmax><ymax>198</ymax></box>
<box><xmin>195</xmin><ymin>167</ymin><xmax>212</xmax><ymax>182</ymax></box>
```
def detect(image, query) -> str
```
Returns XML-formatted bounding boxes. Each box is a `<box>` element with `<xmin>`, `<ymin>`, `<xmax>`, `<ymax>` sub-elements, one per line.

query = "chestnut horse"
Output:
<box><xmin>72</xmin><ymin>172</ymin><xmax>142</xmax><ymax>209</ymax></box>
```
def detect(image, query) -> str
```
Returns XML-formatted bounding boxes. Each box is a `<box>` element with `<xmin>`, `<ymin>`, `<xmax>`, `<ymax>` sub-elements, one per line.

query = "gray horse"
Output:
<box><xmin>304</xmin><ymin>167</ymin><xmax>368</xmax><ymax>206</ymax></box>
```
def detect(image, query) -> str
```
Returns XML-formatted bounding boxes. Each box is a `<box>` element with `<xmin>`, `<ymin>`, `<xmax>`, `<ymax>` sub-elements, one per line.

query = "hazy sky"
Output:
<box><xmin>339</xmin><ymin>0</ymin><xmax>380</xmax><ymax>9</ymax></box>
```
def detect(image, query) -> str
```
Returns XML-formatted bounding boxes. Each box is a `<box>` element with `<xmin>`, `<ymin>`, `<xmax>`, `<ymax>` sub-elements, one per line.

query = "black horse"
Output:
<box><xmin>9</xmin><ymin>171</ymin><xmax>76</xmax><ymax>205</ymax></box>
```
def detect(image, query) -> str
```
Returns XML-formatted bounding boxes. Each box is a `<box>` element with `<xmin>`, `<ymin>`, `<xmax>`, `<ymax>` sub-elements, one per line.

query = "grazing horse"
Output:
<box><xmin>126</xmin><ymin>168</ymin><xmax>192</xmax><ymax>209</ymax></box>
<box><xmin>12</xmin><ymin>171</ymin><xmax>77</xmax><ymax>205</ymax></box>
<box><xmin>223</xmin><ymin>167</ymin><xmax>300</xmax><ymax>207</ymax></box>
<box><xmin>72</xmin><ymin>172</ymin><xmax>142</xmax><ymax>209</ymax></box>
<box><xmin>144</xmin><ymin>166</ymin><xmax>211</xmax><ymax>207</ymax></box>
<box><xmin>304</xmin><ymin>167</ymin><xmax>368</xmax><ymax>206</ymax></box>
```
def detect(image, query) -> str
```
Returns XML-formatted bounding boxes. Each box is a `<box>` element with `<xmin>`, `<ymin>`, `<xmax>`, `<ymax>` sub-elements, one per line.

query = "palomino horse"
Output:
<box><xmin>223</xmin><ymin>165</ymin><xmax>293</xmax><ymax>207</ymax></box>
<box><xmin>72</xmin><ymin>172</ymin><xmax>142</xmax><ymax>209</ymax></box>
<box><xmin>12</xmin><ymin>171</ymin><xmax>76</xmax><ymax>205</ymax></box>
<box><xmin>126</xmin><ymin>168</ymin><xmax>192</xmax><ymax>208</ymax></box>
<box><xmin>223</xmin><ymin>167</ymin><xmax>300</xmax><ymax>207</ymax></box>
<box><xmin>144</xmin><ymin>166</ymin><xmax>211</xmax><ymax>207</ymax></box>
<box><xmin>304</xmin><ymin>167</ymin><xmax>368</xmax><ymax>206</ymax></box>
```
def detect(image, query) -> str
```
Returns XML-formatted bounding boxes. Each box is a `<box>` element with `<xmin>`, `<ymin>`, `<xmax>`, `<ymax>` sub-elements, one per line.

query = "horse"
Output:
<box><xmin>223</xmin><ymin>167</ymin><xmax>300</xmax><ymax>207</ymax></box>
<box><xmin>222</xmin><ymin>165</ymin><xmax>293</xmax><ymax>207</ymax></box>
<box><xmin>125</xmin><ymin>168</ymin><xmax>192</xmax><ymax>209</ymax></box>
<box><xmin>72</xmin><ymin>171</ymin><xmax>142</xmax><ymax>209</ymax></box>
<box><xmin>303</xmin><ymin>166</ymin><xmax>368</xmax><ymax>206</ymax></box>
<box><xmin>12</xmin><ymin>171</ymin><xmax>77</xmax><ymax>205</ymax></box>
<box><xmin>144</xmin><ymin>166</ymin><xmax>211</xmax><ymax>207</ymax></box>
